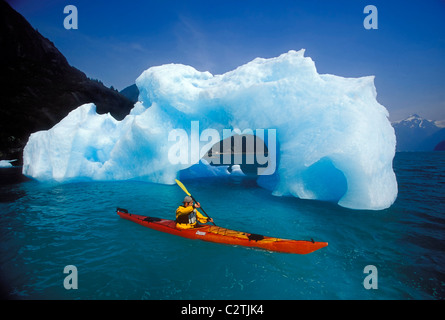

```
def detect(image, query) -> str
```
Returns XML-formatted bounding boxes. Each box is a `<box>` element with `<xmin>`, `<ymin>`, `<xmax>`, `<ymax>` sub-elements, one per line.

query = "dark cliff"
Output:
<box><xmin>0</xmin><ymin>1</ymin><xmax>134</xmax><ymax>163</ymax></box>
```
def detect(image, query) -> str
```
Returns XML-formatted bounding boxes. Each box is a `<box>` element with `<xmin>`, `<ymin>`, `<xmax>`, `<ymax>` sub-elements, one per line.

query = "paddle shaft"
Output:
<box><xmin>189</xmin><ymin>194</ymin><xmax>216</xmax><ymax>226</ymax></box>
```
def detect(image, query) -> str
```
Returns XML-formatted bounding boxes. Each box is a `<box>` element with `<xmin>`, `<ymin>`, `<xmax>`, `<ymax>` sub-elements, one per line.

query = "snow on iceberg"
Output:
<box><xmin>23</xmin><ymin>50</ymin><xmax>397</xmax><ymax>210</ymax></box>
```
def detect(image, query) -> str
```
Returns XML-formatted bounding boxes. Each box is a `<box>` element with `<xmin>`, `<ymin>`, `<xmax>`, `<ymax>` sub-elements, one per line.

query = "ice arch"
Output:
<box><xmin>23</xmin><ymin>50</ymin><xmax>397</xmax><ymax>210</ymax></box>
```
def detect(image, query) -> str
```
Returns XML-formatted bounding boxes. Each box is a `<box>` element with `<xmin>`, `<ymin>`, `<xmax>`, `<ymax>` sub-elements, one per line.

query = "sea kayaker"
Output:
<box><xmin>176</xmin><ymin>196</ymin><xmax>213</xmax><ymax>229</ymax></box>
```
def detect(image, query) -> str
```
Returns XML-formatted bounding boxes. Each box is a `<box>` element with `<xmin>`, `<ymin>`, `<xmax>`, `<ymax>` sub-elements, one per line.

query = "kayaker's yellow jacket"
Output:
<box><xmin>176</xmin><ymin>205</ymin><xmax>209</xmax><ymax>229</ymax></box>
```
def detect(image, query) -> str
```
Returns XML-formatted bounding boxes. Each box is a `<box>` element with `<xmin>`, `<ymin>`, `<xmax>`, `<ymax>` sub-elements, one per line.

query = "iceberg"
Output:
<box><xmin>23</xmin><ymin>50</ymin><xmax>397</xmax><ymax>210</ymax></box>
<box><xmin>0</xmin><ymin>159</ymin><xmax>16</xmax><ymax>168</ymax></box>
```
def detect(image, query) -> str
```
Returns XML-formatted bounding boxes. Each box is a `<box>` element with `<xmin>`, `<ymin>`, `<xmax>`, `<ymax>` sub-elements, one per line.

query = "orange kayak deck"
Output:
<box><xmin>117</xmin><ymin>208</ymin><xmax>328</xmax><ymax>254</ymax></box>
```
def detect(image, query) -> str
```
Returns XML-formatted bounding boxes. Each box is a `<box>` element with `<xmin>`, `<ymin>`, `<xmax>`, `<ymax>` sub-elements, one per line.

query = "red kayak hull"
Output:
<box><xmin>117</xmin><ymin>209</ymin><xmax>327</xmax><ymax>254</ymax></box>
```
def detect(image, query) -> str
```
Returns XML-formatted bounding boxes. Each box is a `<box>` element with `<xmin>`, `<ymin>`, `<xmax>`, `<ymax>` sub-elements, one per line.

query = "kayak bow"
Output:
<box><xmin>117</xmin><ymin>208</ymin><xmax>327</xmax><ymax>254</ymax></box>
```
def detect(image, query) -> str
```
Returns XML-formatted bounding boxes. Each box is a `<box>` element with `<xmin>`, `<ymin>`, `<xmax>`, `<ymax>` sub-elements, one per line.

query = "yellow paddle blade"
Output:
<box><xmin>175</xmin><ymin>179</ymin><xmax>191</xmax><ymax>196</ymax></box>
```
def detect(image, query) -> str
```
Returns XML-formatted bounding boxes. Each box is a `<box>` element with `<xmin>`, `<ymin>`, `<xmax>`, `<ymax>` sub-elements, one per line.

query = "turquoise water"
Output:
<box><xmin>0</xmin><ymin>152</ymin><xmax>444</xmax><ymax>300</ymax></box>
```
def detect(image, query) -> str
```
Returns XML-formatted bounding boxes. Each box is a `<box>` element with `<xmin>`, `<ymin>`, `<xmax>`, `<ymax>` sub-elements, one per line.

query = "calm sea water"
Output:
<box><xmin>0</xmin><ymin>152</ymin><xmax>444</xmax><ymax>300</ymax></box>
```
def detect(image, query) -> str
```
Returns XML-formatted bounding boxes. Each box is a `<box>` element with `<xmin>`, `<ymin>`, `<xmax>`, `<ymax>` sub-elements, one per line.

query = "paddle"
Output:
<box><xmin>175</xmin><ymin>179</ymin><xmax>216</xmax><ymax>226</ymax></box>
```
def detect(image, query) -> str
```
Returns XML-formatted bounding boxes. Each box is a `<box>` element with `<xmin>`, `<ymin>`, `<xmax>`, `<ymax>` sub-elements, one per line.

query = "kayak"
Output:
<box><xmin>117</xmin><ymin>208</ymin><xmax>327</xmax><ymax>254</ymax></box>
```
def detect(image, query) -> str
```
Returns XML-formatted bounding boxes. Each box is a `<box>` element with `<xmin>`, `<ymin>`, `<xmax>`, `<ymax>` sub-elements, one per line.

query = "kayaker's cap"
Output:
<box><xmin>183</xmin><ymin>196</ymin><xmax>193</xmax><ymax>203</ymax></box>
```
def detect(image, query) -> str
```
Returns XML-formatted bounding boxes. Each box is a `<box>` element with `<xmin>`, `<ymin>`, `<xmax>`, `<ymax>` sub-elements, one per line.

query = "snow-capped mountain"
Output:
<box><xmin>392</xmin><ymin>114</ymin><xmax>445</xmax><ymax>151</ymax></box>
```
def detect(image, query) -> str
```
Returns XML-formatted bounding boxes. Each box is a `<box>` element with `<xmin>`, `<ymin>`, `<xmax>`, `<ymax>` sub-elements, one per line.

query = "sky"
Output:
<box><xmin>5</xmin><ymin>0</ymin><xmax>445</xmax><ymax>121</ymax></box>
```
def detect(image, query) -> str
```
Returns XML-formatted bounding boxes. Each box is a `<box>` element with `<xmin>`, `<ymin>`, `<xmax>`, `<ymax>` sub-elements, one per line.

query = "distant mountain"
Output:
<box><xmin>434</xmin><ymin>140</ymin><xmax>445</xmax><ymax>151</ymax></box>
<box><xmin>0</xmin><ymin>0</ymin><xmax>134</xmax><ymax>163</ymax></box>
<box><xmin>392</xmin><ymin>114</ymin><xmax>445</xmax><ymax>151</ymax></box>
<box><xmin>120</xmin><ymin>84</ymin><xmax>139</xmax><ymax>104</ymax></box>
